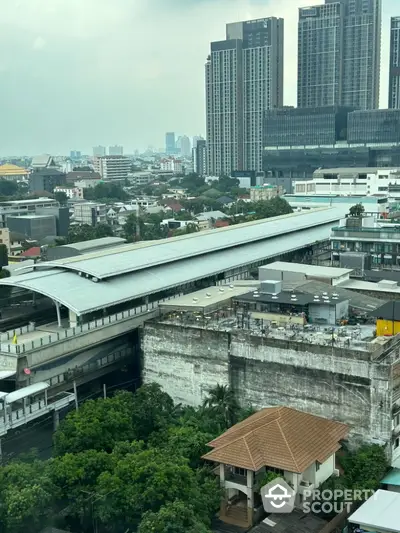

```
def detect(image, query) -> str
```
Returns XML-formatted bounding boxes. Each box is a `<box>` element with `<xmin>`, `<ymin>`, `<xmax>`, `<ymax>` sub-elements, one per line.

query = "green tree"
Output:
<box><xmin>156</xmin><ymin>425</ymin><xmax>213</xmax><ymax>469</ymax></box>
<box><xmin>0</xmin><ymin>459</ymin><xmax>55</xmax><ymax>533</ymax></box>
<box><xmin>56</xmin><ymin>223</ymin><xmax>114</xmax><ymax>245</ymax></box>
<box><xmin>138</xmin><ymin>501</ymin><xmax>211</xmax><ymax>533</ymax></box>
<box><xmin>0</xmin><ymin>267</ymin><xmax>12</xmax><ymax>301</ymax></box>
<box><xmin>203</xmin><ymin>384</ymin><xmax>240</xmax><ymax>428</ymax></box>
<box><xmin>53</xmin><ymin>391</ymin><xmax>136</xmax><ymax>455</ymax></box>
<box><xmin>50</xmin><ymin>450</ymin><xmax>114</xmax><ymax>529</ymax></box>
<box><xmin>0</xmin><ymin>244</ymin><xmax>8</xmax><ymax>267</ymax></box>
<box><xmin>349</xmin><ymin>203</ymin><xmax>365</xmax><ymax>218</ymax></box>
<box><xmin>341</xmin><ymin>444</ymin><xmax>388</xmax><ymax>492</ymax></box>
<box><xmin>54</xmin><ymin>191</ymin><xmax>68</xmax><ymax>205</ymax></box>
<box><xmin>96</xmin><ymin>448</ymin><xmax>215</xmax><ymax>531</ymax></box>
<box><xmin>130</xmin><ymin>383</ymin><xmax>175</xmax><ymax>441</ymax></box>
<box><xmin>0</xmin><ymin>180</ymin><xmax>18</xmax><ymax>197</ymax></box>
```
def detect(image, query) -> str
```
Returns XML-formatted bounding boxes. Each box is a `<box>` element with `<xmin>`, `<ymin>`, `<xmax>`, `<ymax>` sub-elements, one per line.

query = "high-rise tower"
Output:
<box><xmin>206</xmin><ymin>17</ymin><xmax>284</xmax><ymax>176</ymax></box>
<box><xmin>298</xmin><ymin>0</ymin><xmax>381</xmax><ymax>110</ymax></box>
<box><xmin>389</xmin><ymin>16</ymin><xmax>400</xmax><ymax>109</ymax></box>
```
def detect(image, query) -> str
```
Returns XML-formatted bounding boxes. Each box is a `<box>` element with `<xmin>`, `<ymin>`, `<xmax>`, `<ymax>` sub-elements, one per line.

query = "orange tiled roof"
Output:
<box><xmin>202</xmin><ymin>406</ymin><xmax>348</xmax><ymax>473</ymax></box>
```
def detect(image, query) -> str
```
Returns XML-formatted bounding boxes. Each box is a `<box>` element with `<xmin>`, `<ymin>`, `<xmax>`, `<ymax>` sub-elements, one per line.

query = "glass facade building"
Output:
<box><xmin>347</xmin><ymin>109</ymin><xmax>400</xmax><ymax>144</ymax></box>
<box><xmin>264</xmin><ymin>106</ymin><xmax>354</xmax><ymax>147</ymax></box>
<box><xmin>263</xmin><ymin>144</ymin><xmax>400</xmax><ymax>194</ymax></box>
<box><xmin>298</xmin><ymin>0</ymin><xmax>381</xmax><ymax>110</ymax></box>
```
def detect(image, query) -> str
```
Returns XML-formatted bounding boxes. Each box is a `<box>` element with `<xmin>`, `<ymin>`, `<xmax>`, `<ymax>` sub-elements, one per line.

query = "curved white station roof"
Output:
<box><xmin>0</xmin><ymin>207</ymin><xmax>347</xmax><ymax>315</ymax></box>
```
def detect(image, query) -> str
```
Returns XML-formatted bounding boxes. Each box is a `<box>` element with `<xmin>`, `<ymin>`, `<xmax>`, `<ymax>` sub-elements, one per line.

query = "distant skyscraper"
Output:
<box><xmin>389</xmin><ymin>16</ymin><xmax>400</xmax><ymax>109</ymax></box>
<box><xmin>177</xmin><ymin>135</ymin><xmax>191</xmax><ymax>158</ymax></box>
<box><xmin>70</xmin><ymin>150</ymin><xmax>81</xmax><ymax>160</ymax></box>
<box><xmin>165</xmin><ymin>132</ymin><xmax>176</xmax><ymax>155</ymax></box>
<box><xmin>298</xmin><ymin>0</ymin><xmax>381</xmax><ymax>110</ymax></box>
<box><xmin>93</xmin><ymin>146</ymin><xmax>106</xmax><ymax>157</ymax></box>
<box><xmin>192</xmin><ymin>136</ymin><xmax>204</xmax><ymax>149</ymax></box>
<box><xmin>193</xmin><ymin>139</ymin><xmax>207</xmax><ymax>177</ymax></box>
<box><xmin>109</xmin><ymin>145</ymin><xmax>123</xmax><ymax>156</ymax></box>
<box><xmin>206</xmin><ymin>17</ymin><xmax>284</xmax><ymax>176</ymax></box>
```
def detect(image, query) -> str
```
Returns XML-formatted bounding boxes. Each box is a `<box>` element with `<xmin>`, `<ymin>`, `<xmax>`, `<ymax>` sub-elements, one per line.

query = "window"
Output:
<box><xmin>395</xmin><ymin>437</ymin><xmax>400</xmax><ymax>449</ymax></box>
<box><xmin>267</xmin><ymin>467</ymin><xmax>284</xmax><ymax>476</ymax></box>
<box><xmin>316</xmin><ymin>462</ymin><xmax>320</xmax><ymax>471</ymax></box>
<box><xmin>234</xmin><ymin>467</ymin><xmax>246</xmax><ymax>476</ymax></box>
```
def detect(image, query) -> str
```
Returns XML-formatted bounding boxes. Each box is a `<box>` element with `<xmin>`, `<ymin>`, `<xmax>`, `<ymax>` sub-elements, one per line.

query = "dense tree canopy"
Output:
<box><xmin>56</xmin><ymin>223</ymin><xmax>114</xmax><ymax>245</ymax></box>
<box><xmin>0</xmin><ymin>180</ymin><xmax>18</xmax><ymax>197</ymax></box>
<box><xmin>0</xmin><ymin>382</ymin><xmax>386</xmax><ymax>533</ymax></box>
<box><xmin>83</xmin><ymin>182</ymin><xmax>129</xmax><ymax>202</ymax></box>
<box><xmin>54</xmin><ymin>191</ymin><xmax>68</xmax><ymax>205</ymax></box>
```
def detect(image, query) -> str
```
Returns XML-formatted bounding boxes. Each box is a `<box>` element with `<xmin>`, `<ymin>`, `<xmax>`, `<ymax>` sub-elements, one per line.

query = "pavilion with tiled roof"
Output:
<box><xmin>203</xmin><ymin>406</ymin><xmax>348</xmax><ymax>529</ymax></box>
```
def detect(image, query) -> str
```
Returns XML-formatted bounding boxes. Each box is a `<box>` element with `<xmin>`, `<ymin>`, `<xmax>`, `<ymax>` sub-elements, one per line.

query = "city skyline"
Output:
<box><xmin>0</xmin><ymin>0</ymin><xmax>398</xmax><ymax>154</ymax></box>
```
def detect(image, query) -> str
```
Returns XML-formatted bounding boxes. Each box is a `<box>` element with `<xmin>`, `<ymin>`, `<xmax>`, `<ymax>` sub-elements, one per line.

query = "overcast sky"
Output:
<box><xmin>1</xmin><ymin>0</ymin><xmax>398</xmax><ymax>155</ymax></box>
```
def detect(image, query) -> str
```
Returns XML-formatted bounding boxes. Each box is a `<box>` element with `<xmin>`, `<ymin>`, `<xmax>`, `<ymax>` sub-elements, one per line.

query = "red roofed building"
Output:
<box><xmin>20</xmin><ymin>247</ymin><xmax>41</xmax><ymax>258</ymax></box>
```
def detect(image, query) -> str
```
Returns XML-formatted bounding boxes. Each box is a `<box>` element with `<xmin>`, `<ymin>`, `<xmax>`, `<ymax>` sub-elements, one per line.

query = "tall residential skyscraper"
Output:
<box><xmin>298</xmin><ymin>0</ymin><xmax>381</xmax><ymax>110</ymax></box>
<box><xmin>206</xmin><ymin>17</ymin><xmax>284</xmax><ymax>176</ymax></box>
<box><xmin>193</xmin><ymin>139</ymin><xmax>207</xmax><ymax>177</ymax></box>
<box><xmin>177</xmin><ymin>135</ymin><xmax>192</xmax><ymax>158</ymax></box>
<box><xmin>389</xmin><ymin>17</ymin><xmax>400</xmax><ymax>109</ymax></box>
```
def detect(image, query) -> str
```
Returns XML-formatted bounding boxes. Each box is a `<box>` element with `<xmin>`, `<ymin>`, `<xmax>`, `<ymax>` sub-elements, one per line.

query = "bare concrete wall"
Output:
<box><xmin>143</xmin><ymin>322</ymin><xmax>393</xmax><ymax>444</ymax></box>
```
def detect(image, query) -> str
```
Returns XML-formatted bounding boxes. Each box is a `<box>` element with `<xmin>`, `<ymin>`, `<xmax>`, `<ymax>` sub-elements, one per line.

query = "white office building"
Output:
<box><xmin>73</xmin><ymin>202</ymin><xmax>107</xmax><ymax>226</ymax></box>
<box><xmin>93</xmin><ymin>156</ymin><xmax>131</xmax><ymax>180</ymax></box>
<box><xmin>294</xmin><ymin>167</ymin><xmax>400</xmax><ymax>198</ymax></box>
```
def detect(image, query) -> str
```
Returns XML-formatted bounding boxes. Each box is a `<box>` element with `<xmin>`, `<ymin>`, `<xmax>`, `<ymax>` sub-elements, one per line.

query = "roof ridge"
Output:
<box><xmin>275</xmin><ymin>415</ymin><xmax>300</xmax><ymax>472</ymax></box>
<box><xmin>243</xmin><ymin>436</ymin><xmax>257</xmax><ymax>471</ymax></box>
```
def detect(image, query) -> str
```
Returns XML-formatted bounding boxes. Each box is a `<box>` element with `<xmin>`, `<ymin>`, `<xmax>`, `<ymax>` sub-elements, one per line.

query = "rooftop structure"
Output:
<box><xmin>203</xmin><ymin>406</ymin><xmax>348</xmax><ymax>472</ymax></box>
<box><xmin>259</xmin><ymin>261</ymin><xmax>352</xmax><ymax>286</ymax></box>
<box><xmin>0</xmin><ymin>208</ymin><xmax>348</xmax><ymax>316</ymax></box>
<box><xmin>202</xmin><ymin>406</ymin><xmax>347</xmax><ymax>528</ymax></box>
<box><xmin>46</xmin><ymin>237</ymin><xmax>127</xmax><ymax>261</ymax></box>
<box><xmin>348</xmin><ymin>489</ymin><xmax>400</xmax><ymax>533</ymax></box>
<box><xmin>31</xmin><ymin>155</ymin><xmax>57</xmax><ymax>169</ymax></box>
<box><xmin>0</xmin><ymin>163</ymin><xmax>29</xmax><ymax>179</ymax></box>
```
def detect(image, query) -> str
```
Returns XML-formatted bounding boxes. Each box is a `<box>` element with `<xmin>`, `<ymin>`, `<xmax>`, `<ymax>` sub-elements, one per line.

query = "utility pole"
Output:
<box><xmin>135</xmin><ymin>204</ymin><xmax>141</xmax><ymax>241</ymax></box>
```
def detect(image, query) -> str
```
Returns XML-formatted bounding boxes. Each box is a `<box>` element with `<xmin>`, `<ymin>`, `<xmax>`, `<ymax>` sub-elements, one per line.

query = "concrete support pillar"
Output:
<box><xmin>219</xmin><ymin>463</ymin><xmax>225</xmax><ymax>487</ymax></box>
<box><xmin>247</xmin><ymin>469</ymin><xmax>254</xmax><ymax>526</ymax></box>
<box><xmin>54</xmin><ymin>300</ymin><xmax>62</xmax><ymax>327</ymax></box>
<box><xmin>69</xmin><ymin>310</ymin><xmax>78</xmax><ymax>328</ymax></box>
<box><xmin>53</xmin><ymin>410</ymin><xmax>60</xmax><ymax>431</ymax></box>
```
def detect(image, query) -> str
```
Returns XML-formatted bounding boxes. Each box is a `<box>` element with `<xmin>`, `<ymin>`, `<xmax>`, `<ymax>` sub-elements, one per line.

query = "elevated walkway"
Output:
<box><xmin>0</xmin><ymin>382</ymin><xmax>76</xmax><ymax>438</ymax></box>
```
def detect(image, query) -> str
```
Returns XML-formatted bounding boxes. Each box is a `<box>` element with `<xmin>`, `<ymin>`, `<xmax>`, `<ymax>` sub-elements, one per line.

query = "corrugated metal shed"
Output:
<box><xmin>0</xmin><ymin>222</ymin><xmax>338</xmax><ymax>315</ymax></box>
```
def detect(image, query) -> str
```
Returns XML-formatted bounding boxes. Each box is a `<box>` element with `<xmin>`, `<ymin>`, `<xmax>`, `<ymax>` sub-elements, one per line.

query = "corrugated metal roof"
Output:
<box><xmin>6</xmin><ymin>382</ymin><xmax>49</xmax><ymax>403</ymax></box>
<box><xmin>25</xmin><ymin>207</ymin><xmax>348</xmax><ymax>280</ymax></box>
<box><xmin>348</xmin><ymin>489</ymin><xmax>400</xmax><ymax>530</ymax></box>
<box><xmin>63</xmin><ymin>237</ymin><xmax>126</xmax><ymax>252</ymax></box>
<box><xmin>0</xmin><ymin>223</ymin><xmax>337</xmax><ymax>315</ymax></box>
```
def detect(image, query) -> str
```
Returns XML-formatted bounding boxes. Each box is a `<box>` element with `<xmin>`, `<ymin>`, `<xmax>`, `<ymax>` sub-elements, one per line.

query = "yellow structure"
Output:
<box><xmin>372</xmin><ymin>301</ymin><xmax>400</xmax><ymax>336</ymax></box>
<box><xmin>376</xmin><ymin>319</ymin><xmax>400</xmax><ymax>336</ymax></box>
<box><xmin>0</xmin><ymin>163</ymin><xmax>29</xmax><ymax>180</ymax></box>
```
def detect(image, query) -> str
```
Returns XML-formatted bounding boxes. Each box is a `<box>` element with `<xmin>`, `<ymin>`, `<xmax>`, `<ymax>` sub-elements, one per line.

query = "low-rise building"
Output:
<box><xmin>202</xmin><ymin>407</ymin><xmax>348</xmax><ymax>528</ymax></box>
<box><xmin>29</xmin><ymin>168</ymin><xmax>66</xmax><ymax>194</ymax></box>
<box><xmin>93</xmin><ymin>155</ymin><xmax>130</xmax><ymax>180</ymax></box>
<box><xmin>0</xmin><ymin>227</ymin><xmax>11</xmax><ymax>254</ymax></box>
<box><xmin>294</xmin><ymin>167</ymin><xmax>400</xmax><ymax>198</ymax></box>
<box><xmin>331</xmin><ymin>215</ymin><xmax>400</xmax><ymax>267</ymax></box>
<box><xmin>160</xmin><ymin>158</ymin><xmax>183</xmax><ymax>173</ymax></box>
<box><xmin>347</xmin><ymin>489</ymin><xmax>400</xmax><ymax>533</ymax></box>
<box><xmin>73</xmin><ymin>202</ymin><xmax>107</xmax><ymax>226</ymax></box>
<box><xmin>0</xmin><ymin>198</ymin><xmax>59</xmax><ymax>228</ymax></box>
<box><xmin>6</xmin><ymin>215</ymin><xmax>57</xmax><ymax>240</ymax></box>
<box><xmin>0</xmin><ymin>163</ymin><xmax>29</xmax><ymax>181</ymax></box>
<box><xmin>250</xmin><ymin>185</ymin><xmax>283</xmax><ymax>202</ymax></box>
<box><xmin>54</xmin><ymin>186</ymin><xmax>83</xmax><ymax>199</ymax></box>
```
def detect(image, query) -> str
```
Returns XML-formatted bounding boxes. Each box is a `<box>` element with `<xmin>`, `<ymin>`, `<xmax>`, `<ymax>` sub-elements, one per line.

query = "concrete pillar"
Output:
<box><xmin>53</xmin><ymin>410</ymin><xmax>60</xmax><ymax>431</ymax></box>
<box><xmin>54</xmin><ymin>301</ymin><xmax>62</xmax><ymax>327</ymax></box>
<box><xmin>247</xmin><ymin>469</ymin><xmax>254</xmax><ymax>526</ymax></box>
<box><xmin>219</xmin><ymin>463</ymin><xmax>225</xmax><ymax>487</ymax></box>
<box><xmin>69</xmin><ymin>310</ymin><xmax>78</xmax><ymax>328</ymax></box>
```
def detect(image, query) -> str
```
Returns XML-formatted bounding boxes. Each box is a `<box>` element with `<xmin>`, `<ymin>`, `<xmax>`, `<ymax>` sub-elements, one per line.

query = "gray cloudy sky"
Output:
<box><xmin>1</xmin><ymin>0</ymin><xmax>398</xmax><ymax>155</ymax></box>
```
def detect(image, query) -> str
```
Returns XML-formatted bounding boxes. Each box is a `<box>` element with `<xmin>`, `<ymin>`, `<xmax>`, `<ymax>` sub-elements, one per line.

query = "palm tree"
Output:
<box><xmin>203</xmin><ymin>384</ymin><xmax>239</xmax><ymax>428</ymax></box>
